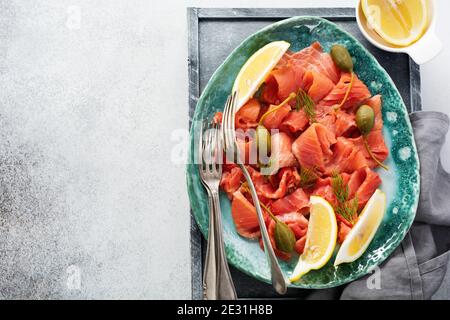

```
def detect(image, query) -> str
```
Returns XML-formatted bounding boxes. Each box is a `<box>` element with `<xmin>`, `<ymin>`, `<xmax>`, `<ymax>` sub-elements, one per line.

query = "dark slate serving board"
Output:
<box><xmin>187</xmin><ymin>7</ymin><xmax>421</xmax><ymax>300</ymax></box>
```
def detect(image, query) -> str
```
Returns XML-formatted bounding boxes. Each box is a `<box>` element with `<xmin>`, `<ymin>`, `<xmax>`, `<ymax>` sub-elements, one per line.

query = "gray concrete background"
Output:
<box><xmin>0</xmin><ymin>0</ymin><xmax>448</xmax><ymax>299</ymax></box>
<box><xmin>0</xmin><ymin>0</ymin><xmax>190</xmax><ymax>299</ymax></box>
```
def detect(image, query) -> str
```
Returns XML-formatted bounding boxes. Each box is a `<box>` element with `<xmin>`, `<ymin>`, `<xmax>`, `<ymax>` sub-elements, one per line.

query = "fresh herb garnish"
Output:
<box><xmin>299</xmin><ymin>166</ymin><xmax>318</xmax><ymax>188</ymax></box>
<box><xmin>295</xmin><ymin>89</ymin><xmax>316</xmax><ymax>123</ymax></box>
<box><xmin>331</xmin><ymin>171</ymin><xmax>359</xmax><ymax>225</ymax></box>
<box><xmin>331</xmin><ymin>171</ymin><xmax>348</xmax><ymax>204</ymax></box>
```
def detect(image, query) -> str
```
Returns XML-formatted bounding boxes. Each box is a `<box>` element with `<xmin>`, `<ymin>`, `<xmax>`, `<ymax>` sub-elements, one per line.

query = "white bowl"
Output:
<box><xmin>356</xmin><ymin>0</ymin><xmax>442</xmax><ymax>64</ymax></box>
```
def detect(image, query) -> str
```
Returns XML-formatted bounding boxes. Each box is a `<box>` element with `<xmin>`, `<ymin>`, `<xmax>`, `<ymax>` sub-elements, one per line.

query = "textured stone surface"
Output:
<box><xmin>0</xmin><ymin>0</ymin><xmax>190</xmax><ymax>299</ymax></box>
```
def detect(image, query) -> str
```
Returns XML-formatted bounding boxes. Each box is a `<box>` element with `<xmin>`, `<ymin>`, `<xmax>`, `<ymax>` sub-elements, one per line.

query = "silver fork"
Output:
<box><xmin>222</xmin><ymin>92</ymin><xmax>287</xmax><ymax>295</ymax></box>
<box><xmin>198</xmin><ymin>120</ymin><xmax>237</xmax><ymax>300</ymax></box>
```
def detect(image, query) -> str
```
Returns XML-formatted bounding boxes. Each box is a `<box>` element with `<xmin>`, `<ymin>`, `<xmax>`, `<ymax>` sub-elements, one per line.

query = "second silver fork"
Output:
<box><xmin>199</xmin><ymin>120</ymin><xmax>237</xmax><ymax>300</ymax></box>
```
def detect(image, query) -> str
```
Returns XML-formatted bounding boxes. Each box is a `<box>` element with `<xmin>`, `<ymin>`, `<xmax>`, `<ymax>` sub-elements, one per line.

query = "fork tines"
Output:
<box><xmin>222</xmin><ymin>91</ymin><xmax>238</xmax><ymax>164</ymax></box>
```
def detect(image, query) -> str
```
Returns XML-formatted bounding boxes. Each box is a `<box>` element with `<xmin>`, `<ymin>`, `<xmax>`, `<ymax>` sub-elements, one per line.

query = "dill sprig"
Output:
<box><xmin>335</xmin><ymin>197</ymin><xmax>359</xmax><ymax>225</ymax></box>
<box><xmin>331</xmin><ymin>171</ymin><xmax>348</xmax><ymax>204</ymax></box>
<box><xmin>331</xmin><ymin>171</ymin><xmax>358</xmax><ymax>224</ymax></box>
<box><xmin>299</xmin><ymin>166</ymin><xmax>318</xmax><ymax>188</ymax></box>
<box><xmin>295</xmin><ymin>89</ymin><xmax>316</xmax><ymax>123</ymax></box>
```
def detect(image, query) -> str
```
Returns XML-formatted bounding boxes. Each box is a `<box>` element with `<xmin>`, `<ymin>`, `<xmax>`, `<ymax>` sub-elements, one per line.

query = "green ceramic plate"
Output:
<box><xmin>186</xmin><ymin>16</ymin><xmax>420</xmax><ymax>288</ymax></box>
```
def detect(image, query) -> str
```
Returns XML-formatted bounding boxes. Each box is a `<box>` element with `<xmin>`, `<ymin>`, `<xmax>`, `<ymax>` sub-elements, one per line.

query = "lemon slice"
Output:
<box><xmin>361</xmin><ymin>0</ymin><xmax>428</xmax><ymax>47</ymax></box>
<box><xmin>289</xmin><ymin>196</ymin><xmax>337</xmax><ymax>282</ymax></box>
<box><xmin>232</xmin><ymin>41</ymin><xmax>290</xmax><ymax>110</ymax></box>
<box><xmin>334</xmin><ymin>189</ymin><xmax>386</xmax><ymax>266</ymax></box>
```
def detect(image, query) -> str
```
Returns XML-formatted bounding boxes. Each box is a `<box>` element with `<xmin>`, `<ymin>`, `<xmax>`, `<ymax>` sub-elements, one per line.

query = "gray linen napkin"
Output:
<box><xmin>306</xmin><ymin>111</ymin><xmax>450</xmax><ymax>300</ymax></box>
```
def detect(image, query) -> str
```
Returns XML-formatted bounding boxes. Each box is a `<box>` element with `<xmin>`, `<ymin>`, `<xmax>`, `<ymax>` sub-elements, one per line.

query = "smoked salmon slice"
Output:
<box><xmin>277</xmin><ymin>167</ymin><xmax>302</xmax><ymax>193</ymax></box>
<box><xmin>349</xmin><ymin>130</ymin><xmax>388</xmax><ymax>168</ymax></box>
<box><xmin>316</xmin><ymin>111</ymin><xmax>337</xmax><ymax>136</ymax></box>
<box><xmin>246</xmin><ymin>166</ymin><xmax>289</xmax><ymax>199</ymax></box>
<box><xmin>280</xmin><ymin>109</ymin><xmax>309</xmax><ymax>133</ymax></box>
<box><xmin>302</xmin><ymin>69</ymin><xmax>335</xmax><ymax>103</ymax></box>
<box><xmin>220</xmin><ymin>167</ymin><xmax>243</xmax><ymax>198</ymax></box>
<box><xmin>356</xmin><ymin>168</ymin><xmax>381</xmax><ymax>209</ymax></box>
<box><xmin>312</xmin><ymin>174</ymin><xmax>350</xmax><ymax>208</ymax></box>
<box><xmin>295</xmin><ymin>236</ymin><xmax>307</xmax><ymax>254</ymax></box>
<box><xmin>262</xmin><ymin>62</ymin><xmax>304</xmax><ymax>103</ymax></box>
<box><xmin>231</xmin><ymin>190</ymin><xmax>260</xmax><ymax>239</ymax></box>
<box><xmin>261</xmin><ymin>76</ymin><xmax>279</xmax><ymax>104</ymax></box>
<box><xmin>277</xmin><ymin>211</ymin><xmax>309</xmax><ymax>228</ymax></box>
<box><xmin>269</xmin><ymin>67</ymin><xmax>300</xmax><ymax>100</ymax></box>
<box><xmin>319</xmin><ymin>72</ymin><xmax>371</xmax><ymax>110</ymax></box>
<box><xmin>289</xmin><ymin>42</ymin><xmax>340</xmax><ymax>84</ymax></box>
<box><xmin>289</xmin><ymin>221</ymin><xmax>308</xmax><ymax>239</ymax></box>
<box><xmin>261</xmin><ymin>42</ymin><xmax>339</xmax><ymax>103</ymax></box>
<box><xmin>262</xmin><ymin>103</ymin><xmax>291</xmax><ymax>129</ymax></box>
<box><xmin>335</xmin><ymin>109</ymin><xmax>357</xmax><ymax>137</ymax></box>
<box><xmin>271</xmin><ymin>188</ymin><xmax>310</xmax><ymax>214</ymax></box>
<box><xmin>338</xmin><ymin>221</ymin><xmax>352</xmax><ymax>243</ymax></box>
<box><xmin>325</xmin><ymin>137</ymin><xmax>369</xmax><ymax>174</ymax></box>
<box><xmin>235</xmin><ymin>98</ymin><xmax>261</xmax><ymax>130</ymax></box>
<box><xmin>347</xmin><ymin>167</ymin><xmax>382</xmax><ymax>209</ymax></box>
<box><xmin>292</xmin><ymin>123</ymin><xmax>336</xmax><ymax>172</ymax></box>
<box><xmin>270</xmin><ymin>132</ymin><xmax>298</xmax><ymax>170</ymax></box>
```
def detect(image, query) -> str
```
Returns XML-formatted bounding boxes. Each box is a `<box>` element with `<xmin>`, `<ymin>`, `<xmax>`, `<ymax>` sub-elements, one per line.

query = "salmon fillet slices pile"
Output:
<box><xmin>217</xmin><ymin>42</ymin><xmax>388</xmax><ymax>260</ymax></box>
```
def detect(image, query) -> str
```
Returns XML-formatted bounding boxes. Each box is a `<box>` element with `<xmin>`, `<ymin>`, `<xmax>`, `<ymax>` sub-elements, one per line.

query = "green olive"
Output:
<box><xmin>274</xmin><ymin>220</ymin><xmax>296</xmax><ymax>253</ymax></box>
<box><xmin>331</xmin><ymin>44</ymin><xmax>353</xmax><ymax>72</ymax></box>
<box><xmin>255</xmin><ymin>124</ymin><xmax>271</xmax><ymax>155</ymax></box>
<box><xmin>356</xmin><ymin>104</ymin><xmax>375</xmax><ymax>136</ymax></box>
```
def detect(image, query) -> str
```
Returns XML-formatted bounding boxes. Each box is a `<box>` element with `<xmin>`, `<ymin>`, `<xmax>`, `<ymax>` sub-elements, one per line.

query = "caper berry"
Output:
<box><xmin>331</xmin><ymin>44</ymin><xmax>353</xmax><ymax>72</ymax></box>
<box><xmin>255</xmin><ymin>124</ymin><xmax>271</xmax><ymax>155</ymax></box>
<box><xmin>356</xmin><ymin>104</ymin><xmax>375</xmax><ymax>136</ymax></box>
<box><xmin>274</xmin><ymin>220</ymin><xmax>296</xmax><ymax>253</ymax></box>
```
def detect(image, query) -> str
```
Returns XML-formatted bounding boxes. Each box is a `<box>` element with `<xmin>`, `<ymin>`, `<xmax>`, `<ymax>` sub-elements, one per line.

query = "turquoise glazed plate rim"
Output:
<box><xmin>186</xmin><ymin>16</ymin><xmax>420</xmax><ymax>288</ymax></box>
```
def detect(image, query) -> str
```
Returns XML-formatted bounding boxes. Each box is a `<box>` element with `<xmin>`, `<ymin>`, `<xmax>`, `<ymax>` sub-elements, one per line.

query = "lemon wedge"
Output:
<box><xmin>232</xmin><ymin>41</ymin><xmax>290</xmax><ymax>110</ymax></box>
<box><xmin>361</xmin><ymin>0</ymin><xmax>428</xmax><ymax>47</ymax></box>
<box><xmin>290</xmin><ymin>196</ymin><xmax>337</xmax><ymax>282</ymax></box>
<box><xmin>334</xmin><ymin>189</ymin><xmax>386</xmax><ymax>266</ymax></box>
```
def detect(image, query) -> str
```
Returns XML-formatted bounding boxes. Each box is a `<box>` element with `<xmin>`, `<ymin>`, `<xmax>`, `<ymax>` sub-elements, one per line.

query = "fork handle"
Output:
<box><xmin>211</xmin><ymin>190</ymin><xmax>237</xmax><ymax>300</ymax></box>
<box><xmin>203</xmin><ymin>194</ymin><xmax>218</xmax><ymax>300</ymax></box>
<box><xmin>238</xmin><ymin>164</ymin><xmax>287</xmax><ymax>295</ymax></box>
